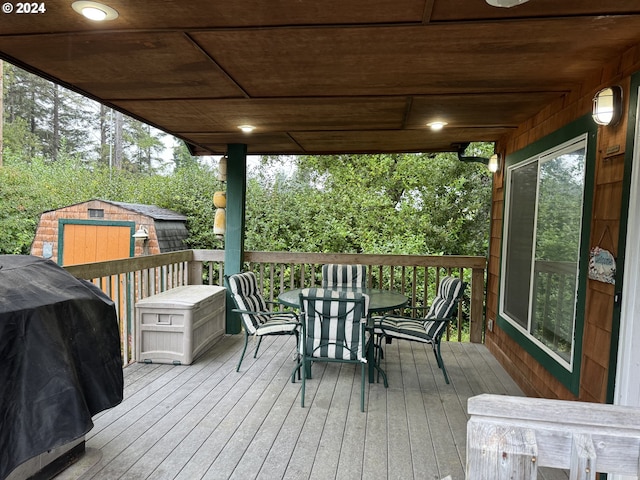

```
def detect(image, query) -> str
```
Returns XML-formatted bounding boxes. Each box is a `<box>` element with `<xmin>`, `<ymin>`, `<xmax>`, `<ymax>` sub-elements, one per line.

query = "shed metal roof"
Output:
<box><xmin>106</xmin><ymin>201</ymin><xmax>188</xmax><ymax>222</ymax></box>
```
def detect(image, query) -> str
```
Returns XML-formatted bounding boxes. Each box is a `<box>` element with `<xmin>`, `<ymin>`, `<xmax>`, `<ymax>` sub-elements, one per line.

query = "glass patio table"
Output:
<box><xmin>278</xmin><ymin>287</ymin><xmax>408</xmax><ymax>383</ymax></box>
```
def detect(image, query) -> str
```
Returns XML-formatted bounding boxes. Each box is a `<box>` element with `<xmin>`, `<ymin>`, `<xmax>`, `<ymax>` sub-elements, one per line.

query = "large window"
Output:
<box><xmin>500</xmin><ymin>134</ymin><xmax>588</xmax><ymax>372</ymax></box>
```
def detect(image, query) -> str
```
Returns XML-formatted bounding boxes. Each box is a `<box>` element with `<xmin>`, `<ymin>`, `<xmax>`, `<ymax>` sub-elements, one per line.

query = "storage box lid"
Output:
<box><xmin>135</xmin><ymin>285</ymin><xmax>225</xmax><ymax>308</ymax></box>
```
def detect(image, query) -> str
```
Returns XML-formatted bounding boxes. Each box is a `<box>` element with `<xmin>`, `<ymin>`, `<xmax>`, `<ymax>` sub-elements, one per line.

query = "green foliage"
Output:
<box><xmin>2</xmin><ymin>117</ymin><xmax>43</xmax><ymax>163</ymax></box>
<box><xmin>0</xmin><ymin>155</ymin><xmax>224</xmax><ymax>254</ymax></box>
<box><xmin>135</xmin><ymin>162</ymin><xmax>222</xmax><ymax>249</ymax></box>
<box><xmin>245</xmin><ymin>153</ymin><xmax>492</xmax><ymax>256</ymax></box>
<box><xmin>172</xmin><ymin>140</ymin><xmax>200</xmax><ymax>170</ymax></box>
<box><xmin>0</xmin><ymin>151</ymin><xmax>493</xmax><ymax>258</ymax></box>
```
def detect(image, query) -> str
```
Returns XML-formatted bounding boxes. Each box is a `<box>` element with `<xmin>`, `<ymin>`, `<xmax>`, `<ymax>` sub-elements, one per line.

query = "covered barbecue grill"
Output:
<box><xmin>0</xmin><ymin>255</ymin><xmax>124</xmax><ymax>480</ymax></box>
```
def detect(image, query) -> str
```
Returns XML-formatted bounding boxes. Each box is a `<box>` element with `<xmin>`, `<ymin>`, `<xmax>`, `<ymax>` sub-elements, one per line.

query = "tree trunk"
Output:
<box><xmin>99</xmin><ymin>104</ymin><xmax>109</xmax><ymax>166</ymax></box>
<box><xmin>52</xmin><ymin>83</ymin><xmax>60</xmax><ymax>162</ymax></box>
<box><xmin>113</xmin><ymin>110</ymin><xmax>123</xmax><ymax>169</ymax></box>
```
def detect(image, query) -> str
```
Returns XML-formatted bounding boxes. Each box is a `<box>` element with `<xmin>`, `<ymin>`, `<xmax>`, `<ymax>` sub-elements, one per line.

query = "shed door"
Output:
<box><xmin>61</xmin><ymin>223</ymin><xmax>133</xmax><ymax>266</ymax></box>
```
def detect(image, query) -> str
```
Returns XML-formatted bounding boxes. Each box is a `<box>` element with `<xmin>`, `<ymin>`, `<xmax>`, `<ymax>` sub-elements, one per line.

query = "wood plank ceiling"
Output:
<box><xmin>2</xmin><ymin>1</ymin><xmax>640</xmax><ymax>155</ymax></box>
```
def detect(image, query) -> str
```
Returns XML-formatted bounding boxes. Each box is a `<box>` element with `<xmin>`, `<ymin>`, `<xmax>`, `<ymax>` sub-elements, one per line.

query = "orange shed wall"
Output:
<box><xmin>30</xmin><ymin>200</ymin><xmax>161</xmax><ymax>263</ymax></box>
<box><xmin>486</xmin><ymin>44</ymin><xmax>640</xmax><ymax>402</ymax></box>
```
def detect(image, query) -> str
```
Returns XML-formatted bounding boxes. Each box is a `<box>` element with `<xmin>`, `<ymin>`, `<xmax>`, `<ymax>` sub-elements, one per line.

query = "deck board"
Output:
<box><xmin>54</xmin><ymin>334</ymin><xmax>548</xmax><ymax>480</ymax></box>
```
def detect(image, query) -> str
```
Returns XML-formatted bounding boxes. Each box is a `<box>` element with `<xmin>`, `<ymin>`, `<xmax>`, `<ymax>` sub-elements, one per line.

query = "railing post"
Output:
<box><xmin>470</xmin><ymin>266</ymin><xmax>485</xmax><ymax>343</ymax></box>
<box><xmin>466</xmin><ymin>420</ymin><xmax>538</xmax><ymax>480</ymax></box>
<box><xmin>570</xmin><ymin>434</ymin><xmax>596</xmax><ymax>480</ymax></box>
<box><xmin>188</xmin><ymin>260</ymin><xmax>203</xmax><ymax>285</ymax></box>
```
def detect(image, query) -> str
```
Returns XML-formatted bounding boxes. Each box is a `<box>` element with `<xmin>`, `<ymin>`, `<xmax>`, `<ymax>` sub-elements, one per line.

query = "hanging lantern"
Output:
<box><xmin>214</xmin><ymin>207</ymin><xmax>226</xmax><ymax>238</ymax></box>
<box><xmin>213</xmin><ymin>191</ymin><xmax>226</xmax><ymax>209</ymax></box>
<box><xmin>217</xmin><ymin>156</ymin><xmax>228</xmax><ymax>182</ymax></box>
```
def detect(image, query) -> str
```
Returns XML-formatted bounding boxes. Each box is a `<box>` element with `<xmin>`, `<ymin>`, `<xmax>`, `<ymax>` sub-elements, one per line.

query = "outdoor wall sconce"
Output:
<box><xmin>487</xmin><ymin>153</ymin><xmax>501</xmax><ymax>173</ymax></box>
<box><xmin>132</xmin><ymin>226</ymin><xmax>149</xmax><ymax>241</ymax></box>
<box><xmin>455</xmin><ymin>142</ymin><xmax>501</xmax><ymax>173</ymax></box>
<box><xmin>592</xmin><ymin>86</ymin><xmax>623</xmax><ymax>126</ymax></box>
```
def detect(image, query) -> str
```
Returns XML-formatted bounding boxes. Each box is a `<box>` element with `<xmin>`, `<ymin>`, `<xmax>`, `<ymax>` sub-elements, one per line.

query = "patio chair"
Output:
<box><xmin>225</xmin><ymin>271</ymin><xmax>300</xmax><ymax>372</ymax></box>
<box><xmin>373</xmin><ymin>276</ymin><xmax>465</xmax><ymax>384</ymax></box>
<box><xmin>321</xmin><ymin>263</ymin><xmax>367</xmax><ymax>288</ymax></box>
<box><xmin>293</xmin><ymin>288</ymin><xmax>370</xmax><ymax>412</ymax></box>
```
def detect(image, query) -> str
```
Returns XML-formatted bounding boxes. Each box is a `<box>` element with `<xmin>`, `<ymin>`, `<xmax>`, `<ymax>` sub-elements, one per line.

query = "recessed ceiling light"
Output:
<box><xmin>486</xmin><ymin>0</ymin><xmax>530</xmax><ymax>7</ymax></box>
<box><xmin>238</xmin><ymin>125</ymin><xmax>255</xmax><ymax>133</ymax></box>
<box><xmin>427</xmin><ymin>121</ymin><xmax>448</xmax><ymax>131</ymax></box>
<box><xmin>72</xmin><ymin>1</ymin><xmax>119</xmax><ymax>21</ymax></box>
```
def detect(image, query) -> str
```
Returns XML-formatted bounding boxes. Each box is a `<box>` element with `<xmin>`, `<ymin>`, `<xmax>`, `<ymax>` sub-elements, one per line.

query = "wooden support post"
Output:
<box><xmin>466</xmin><ymin>420</ymin><xmax>538</xmax><ymax>480</ymax></box>
<box><xmin>569</xmin><ymin>434</ymin><xmax>596</xmax><ymax>480</ymax></box>
<box><xmin>224</xmin><ymin>143</ymin><xmax>247</xmax><ymax>334</ymax></box>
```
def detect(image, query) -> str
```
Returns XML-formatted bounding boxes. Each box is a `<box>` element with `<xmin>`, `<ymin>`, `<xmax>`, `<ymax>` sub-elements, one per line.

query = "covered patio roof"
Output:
<box><xmin>1</xmin><ymin>1</ymin><xmax>640</xmax><ymax>156</ymax></box>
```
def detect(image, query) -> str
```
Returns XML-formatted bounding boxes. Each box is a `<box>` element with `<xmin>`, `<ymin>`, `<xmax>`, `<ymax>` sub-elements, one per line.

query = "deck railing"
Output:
<box><xmin>467</xmin><ymin>394</ymin><xmax>640</xmax><ymax>479</ymax></box>
<box><xmin>65</xmin><ymin>249</ymin><xmax>486</xmax><ymax>365</ymax></box>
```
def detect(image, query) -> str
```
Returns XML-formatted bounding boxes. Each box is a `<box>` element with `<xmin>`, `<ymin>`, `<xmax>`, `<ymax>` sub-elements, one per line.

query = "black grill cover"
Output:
<box><xmin>0</xmin><ymin>255</ymin><xmax>124</xmax><ymax>480</ymax></box>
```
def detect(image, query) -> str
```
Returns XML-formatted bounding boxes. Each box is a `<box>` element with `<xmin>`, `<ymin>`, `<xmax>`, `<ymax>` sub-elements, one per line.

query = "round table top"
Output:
<box><xmin>278</xmin><ymin>287</ymin><xmax>408</xmax><ymax>314</ymax></box>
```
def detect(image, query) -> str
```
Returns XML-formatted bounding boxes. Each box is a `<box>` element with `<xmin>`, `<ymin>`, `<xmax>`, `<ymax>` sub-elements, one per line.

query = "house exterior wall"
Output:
<box><xmin>31</xmin><ymin>200</ymin><xmax>161</xmax><ymax>264</ymax></box>
<box><xmin>486</xmin><ymin>44</ymin><xmax>640</xmax><ymax>402</ymax></box>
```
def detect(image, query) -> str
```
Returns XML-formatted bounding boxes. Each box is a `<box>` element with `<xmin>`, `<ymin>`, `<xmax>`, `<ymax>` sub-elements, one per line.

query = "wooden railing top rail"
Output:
<box><xmin>65</xmin><ymin>250</ymin><xmax>195</xmax><ymax>279</ymax></box>
<box><xmin>467</xmin><ymin>393</ymin><xmax>640</xmax><ymax>478</ymax></box>
<box><xmin>247</xmin><ymin>251</ymin><xmax>486</xmax><ymax>269</ymax></box>
<box><xmin>193</xmin><ymin>250</ymin><xmax>487</xmax><ymax>269</ymax></box>
<box><xmin>65</xmin><ymin>249</ymin><xmax>485</xmax><ymax>284</ymax></box>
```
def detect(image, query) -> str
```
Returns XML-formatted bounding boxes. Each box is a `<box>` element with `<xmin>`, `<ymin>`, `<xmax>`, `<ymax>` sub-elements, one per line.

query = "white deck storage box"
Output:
<box><xmin>136</xmin><ymin>285</ymin><xmax>226</xmax><ymax>365</ymax></box>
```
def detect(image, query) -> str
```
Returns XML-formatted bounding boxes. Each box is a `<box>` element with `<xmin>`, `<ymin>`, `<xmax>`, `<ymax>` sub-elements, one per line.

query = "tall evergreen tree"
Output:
<box><xmin>172</xmin><ymin>140</ymin><xmax>199</xmax><ymax>170</ymax></box>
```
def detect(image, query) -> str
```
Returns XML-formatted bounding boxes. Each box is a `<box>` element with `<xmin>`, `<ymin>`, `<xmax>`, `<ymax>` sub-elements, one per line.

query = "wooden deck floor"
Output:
<box><xmin>55</xmin><ymin>335</ymin><xmax>567</xmax><ymax>480</ymax></box>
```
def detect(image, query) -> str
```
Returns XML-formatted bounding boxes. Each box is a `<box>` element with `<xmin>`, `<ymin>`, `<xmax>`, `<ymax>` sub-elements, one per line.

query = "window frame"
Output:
<box><xmin>496</xmin><ymin>115</ymin><xmax>597</xmax><ymax>395</ymax></box>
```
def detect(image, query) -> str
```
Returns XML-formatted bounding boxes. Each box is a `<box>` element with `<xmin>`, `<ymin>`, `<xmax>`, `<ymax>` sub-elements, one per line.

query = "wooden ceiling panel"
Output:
<box><xmin>0</xmin><ymin>32</ymin><xmax>243</xmax><ymax>100</ymax></box>
<box><xmin>407</xmin><ymin>92</ymin><xmax>565</xmax><ymax>128</ymax></box>
<box><xmin>0</xmin><ymin>0</ymin><xmax>427</xmax><ymax>35</ymax></box>
<box><xmin>193</xmin><ymin>16</ymin><xmax>640</xmax><ymax>98</ymax></box>
<box><xmin>113</xmin><ymin>98</ymin><xmax>408</xmax><ymax>133</ymax></box>
<box><xmin>291</xmin><ymin>128</ymin><xmax>510</xmax><ymax>155</ymax></box>
<box><xmin>183</xmin><ymin>133</ymin><xmax>306</xmax><ymax>155</ymax></box>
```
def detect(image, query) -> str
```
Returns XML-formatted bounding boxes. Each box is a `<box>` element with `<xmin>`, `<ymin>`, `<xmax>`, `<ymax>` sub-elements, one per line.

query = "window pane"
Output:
<box><xmin>503</xmin><ymin>161</ymin><xmax>538</xmax><ymax>329</ymax></box>
<box><xmin>531</xmin><ymin>148</ymin><xmax>585</xmax><ymax>362</ymax></box>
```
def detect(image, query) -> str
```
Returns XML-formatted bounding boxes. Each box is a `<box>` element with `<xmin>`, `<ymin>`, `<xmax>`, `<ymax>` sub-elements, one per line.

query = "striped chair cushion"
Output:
<box><xmin>227</xmin><ymin>271</ymin><xmax>297</xmax><ymax>335</ymax></box>
<box><xmin>373</xmin><ymin>276</ymin><xmax>464</xmax><ymax>343</ymax></box>
<box><xmin>321</xmin><ymin>264</ymin><xmax>367</xmax><ymax>288</ymax></box>
<box><xmin>425</xmin><ymin>276</ymin><xmax>464</xmax><ymax>320</ymax></box>
<box><xmin>300</xmin><ymin>288</ymin><xmax>369</xmax><ymax>361</ymax></box>
<box><xmin>374</xmin><ymin>316</ymin><xmax>447</xmax><ymax>344</ymax></box>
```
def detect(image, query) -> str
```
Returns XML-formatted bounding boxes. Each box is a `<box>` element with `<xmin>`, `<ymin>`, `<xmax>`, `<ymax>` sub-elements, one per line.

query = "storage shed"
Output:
<box><xmin>30</xmin><ymin>199</ymin><xmax>188</xmax><ymax>266</ymax></box>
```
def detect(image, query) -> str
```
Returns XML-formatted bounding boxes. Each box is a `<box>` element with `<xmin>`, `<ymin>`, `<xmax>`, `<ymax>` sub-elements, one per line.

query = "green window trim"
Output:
<box><xmin>496</xmin><ymin>114</ymin><xmax>597</xmax><ymax>395</ymax></box>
